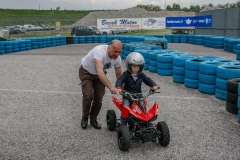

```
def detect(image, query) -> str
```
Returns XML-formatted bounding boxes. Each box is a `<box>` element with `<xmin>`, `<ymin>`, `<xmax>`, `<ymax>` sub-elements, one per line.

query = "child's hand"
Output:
<box><xmin>115</xmin><ymin>88</ymin><xmax>122</xmax><ymax>95</ymax></box>
<box><xmin>153</xmin><ymin>86</ymin><xmax>159</xmax><ymax>91</ymax></box>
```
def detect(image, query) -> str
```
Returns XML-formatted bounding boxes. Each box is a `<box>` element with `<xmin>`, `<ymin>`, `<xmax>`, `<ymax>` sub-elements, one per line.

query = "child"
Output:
<box><xmin>115</xmin><ymin>52</ymin><xmax>159</xmax><ymax>125</ymax></box>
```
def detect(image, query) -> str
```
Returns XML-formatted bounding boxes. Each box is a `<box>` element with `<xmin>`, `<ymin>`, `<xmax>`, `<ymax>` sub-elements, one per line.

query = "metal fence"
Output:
<box><xmin>196</xmin><ymin>7</ymin><xmax>240</xmax><ymax>37</ymax></box>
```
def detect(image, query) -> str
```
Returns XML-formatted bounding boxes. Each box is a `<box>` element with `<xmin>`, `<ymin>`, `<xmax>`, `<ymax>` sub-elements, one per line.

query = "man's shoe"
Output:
<box><xmin>90</xmin><ymin>120</ymin><xmax>101</xmax><ymax>129</ymax></box>
<box><xmin>81</xmin><ymin>116</ymin><xmax>88</xmax><ymax>129</ymax></box>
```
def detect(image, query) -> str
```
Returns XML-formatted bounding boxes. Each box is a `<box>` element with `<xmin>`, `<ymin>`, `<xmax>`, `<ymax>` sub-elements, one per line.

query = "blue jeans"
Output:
<box><xmin>121</xmin><ymin>99</ymin><xmax>131</xmax><ymax>124</ymax></box>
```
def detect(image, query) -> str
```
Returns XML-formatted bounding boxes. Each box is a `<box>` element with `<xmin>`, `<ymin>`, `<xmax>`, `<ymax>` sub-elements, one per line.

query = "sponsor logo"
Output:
<box><xmin>133</xmin><ymin>105</ymin><xmax>141</xmax><ymax>114</ymax></box>
<box><xmin>185</xmin><ymin>18</ymin><xmax>192</xmax><ymax>25</ymax></box>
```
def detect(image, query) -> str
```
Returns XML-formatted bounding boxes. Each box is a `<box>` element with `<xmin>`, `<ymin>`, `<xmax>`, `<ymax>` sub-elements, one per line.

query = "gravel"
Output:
<box><xmin>0</xmin><ymin>43</ymin><xmax>239</xmax><ymax>160</ymax></box>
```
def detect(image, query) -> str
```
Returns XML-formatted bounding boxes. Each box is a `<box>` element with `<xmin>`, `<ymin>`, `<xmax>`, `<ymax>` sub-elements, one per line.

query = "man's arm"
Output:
<box><xmin>114</xmin><ymin>66</ymin><xmax>122</xmax><ymax>79</ymax></box>
<box><xmin>94</xmin><ymin>58</ymin><xmax>116</xmax><ymax>92</ymax></box>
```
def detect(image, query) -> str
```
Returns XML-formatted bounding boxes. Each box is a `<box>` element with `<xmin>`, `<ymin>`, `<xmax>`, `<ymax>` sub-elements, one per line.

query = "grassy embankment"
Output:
<box><xmin>0</xmin><ymin>8</ymin><xmax>171</xmax><ymax>38</ymax></box>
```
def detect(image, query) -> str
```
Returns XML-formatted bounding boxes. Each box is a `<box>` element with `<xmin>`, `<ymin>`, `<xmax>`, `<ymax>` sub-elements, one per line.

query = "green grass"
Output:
<box><xmin>0</xmin><ymin>9</ymin><xmax>93</xmax><ymax>26</ymax></box>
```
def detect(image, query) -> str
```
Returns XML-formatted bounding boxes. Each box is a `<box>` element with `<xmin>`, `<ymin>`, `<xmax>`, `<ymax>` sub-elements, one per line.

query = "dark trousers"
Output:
<box><xmin>79</xmin><ymin>66</ymin><xmax>105</xmax><ymax>121</ymax></box>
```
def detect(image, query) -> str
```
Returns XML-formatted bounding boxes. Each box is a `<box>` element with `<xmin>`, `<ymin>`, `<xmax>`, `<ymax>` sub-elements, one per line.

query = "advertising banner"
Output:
<box><xmin>166</xmin><ymin>15</ymin><xmax>212</xmax><ymax>27</ymax></box>
<box><xmin>97</xmin><ymin>18</ymin><xmax>141</xmax><ymax>30</ymax></box>
<box><xmin>195</xmin><ymin>15</ymin><xmax>212</xmax><ymax>27</ymax></box>
<box><xmin>166</xmin><ymin>16</ymin><xmax>195</xmax><ymax>27</ymax></box>
<box><xmin>142</xmin><ymin>17</ymin><xmax>166</xmax><ymax>29</ymax></box>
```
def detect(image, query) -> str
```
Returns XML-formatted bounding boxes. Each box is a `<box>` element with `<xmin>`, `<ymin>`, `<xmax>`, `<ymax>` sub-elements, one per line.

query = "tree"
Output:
<box><xmin>172</xmin><ymin>3</ymin><xmax>181</xmax><ymax>9</ymax></box>
<box><xmin>189</xmin><ymin>5</ymin><xmax>196</xmax><ymax>10</ymax></box>
<box><xmin>207</xmin><ymin>3</ymin><xmax>213</xmax><ymax>7</ymax></box>
<box><xmin>56</xmin><ymin>6</ymin><xmax>60</xmax><ymax>11</ymax></box>
<box><xmin>201</xmin><ymin>4</ymin><xmax>207</xmax><ymax>9</ymax></box>
<box><xmin>166</xmin><ymin>5</ymin><xmax>172</xmax><ymax>10</ymax></box>
<box><xmin>195</xmin><ymin>5</ymin><xmax>200</xmax><ymax>10</ymax></box>
<box><xmin>135</xmin><ymin>4</ymin><xmax>161</xmax><ymax>10</ymax></box>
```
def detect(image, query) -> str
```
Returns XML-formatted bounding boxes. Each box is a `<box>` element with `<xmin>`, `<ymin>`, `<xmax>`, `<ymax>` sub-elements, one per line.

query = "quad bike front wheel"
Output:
<box><xmin>118</xmin><ymin>125</ymin><xmax>130</xmax><ymax>151</ymax></box>
<box><xmin>106</xmin><ymin>110</ymin><xmax>116</xmax><ymax>131</ymax></box>
<box><xmin>157</xmin><ymin>121</ymin><xmax>170</xmax><ymax>147</ymax></box>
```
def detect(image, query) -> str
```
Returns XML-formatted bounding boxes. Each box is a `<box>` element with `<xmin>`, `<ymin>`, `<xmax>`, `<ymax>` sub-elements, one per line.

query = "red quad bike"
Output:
<box><xmin>106</xmin><ymin>88</ymin><xmax>170</xmax><ymax>151</ymax></box>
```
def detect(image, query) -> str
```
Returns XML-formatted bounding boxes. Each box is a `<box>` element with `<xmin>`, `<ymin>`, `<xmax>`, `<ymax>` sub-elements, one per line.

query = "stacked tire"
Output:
<box><xmin>66</xmin><ymin>37</ymin><xmax>73</xmax><ymax>44</ymax></box>
<box><xmin>173</xmin><ymin>54</ymin><xmax>197</xmax><ymax>83</ymax></box>
<box><xmin>226</xmin><ymin>78</ymin><xmax>240</xmax><ymax>115</ymax></box>
<box><xmin>165</xmin><ymin>34</ymin><xmax>173</xmax><ymax>43</ymax></box>
<box><xmin>236</xmin><ymin>44</ymin><xmax>240</xmax><ymax>60</ymax></box>
<box><xmin>184</xmin><ymin>57</ymin><xmax>207</xmax><ymax>89</ymax></box>
<box><xmin>195</xmin><ymin>35</ymin><xmax>204</xmax><ymax>45</ymax></box>
<box><xmin>18</xmin><ymin>40</ymin><xmax>25</xmax><ymax>51</ymax></box>
<box><xmin>238</xmin><ymin>83</ymin><xmax>240</xmax><ymax>123</ymax></box>
<box><xmin>0</xmin><ymin>42</ymin><xmax>5</xmax><ymax>54</ymax></box>
<box><xmin>4</xmin><ymin>41</ymin><xmax>13</xmax><ymax>53</ymax></box>
<box><xmin>180</xmin><ymin>34</ymin><xmax>188</xmax><ymax>43</ymax></box>
<box><xmin>216</xmin><ymin>64</ymin><xmax>240</xmax><ymax>100</ymax></box>
<box><xmin>157</xmin><ymin>52</ymin><xmax>184</xmax><ymax>76</ymax></box>
<box><xmin>198</xmin><ymin>61</ymin><xmax>225</xmax><ymax>94</ymax></box>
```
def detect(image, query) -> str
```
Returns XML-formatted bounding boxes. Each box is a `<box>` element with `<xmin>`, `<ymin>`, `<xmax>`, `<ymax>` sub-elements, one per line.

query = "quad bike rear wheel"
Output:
<box><xmin>118</xmin><ymin>125</ymin><xmax>130</xmax><ymax>151</ymax></box>
<box><xmin>157</xmin><ymin>121</ymin><xmax>170</xmax><ymax>147</ymax></box>
<box><xmin>106</xmin><ymin>110</ymin><xmax>116</xmax><ymax>131</ymax></box>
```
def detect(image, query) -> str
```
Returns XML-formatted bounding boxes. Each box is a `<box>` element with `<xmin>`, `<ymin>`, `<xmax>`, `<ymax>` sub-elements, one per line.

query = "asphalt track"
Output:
<box><xmin>0</xmin><ymin>43</ymin><xmax>239</xmax><ymax>160</ymax></box>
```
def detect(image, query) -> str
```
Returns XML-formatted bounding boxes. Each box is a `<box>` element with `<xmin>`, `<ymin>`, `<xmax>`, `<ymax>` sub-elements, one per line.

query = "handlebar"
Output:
<box><xmin>119</xmin><ymin>87</ymin><xmax>160</xmax><ymax>101</ymax></box>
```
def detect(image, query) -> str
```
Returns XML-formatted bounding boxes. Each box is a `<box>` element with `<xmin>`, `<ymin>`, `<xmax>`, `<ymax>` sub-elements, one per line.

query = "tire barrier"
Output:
<box><xmin>157</xmin><ymin>52</ymin><xmax>181</xmax><ymax>76</ymax></box>
<box><xmin>0</xmin><ymin>42</ymin><xmax>5</xmax><ymax>54</ymax></box>
<box><xmin>188</xmin><ymin>35</ymin><xmax>195</xmax><ymax>44</ymax></box>
<box><xmin>226</xmin><ymin>78</ymin><xmax>240</xmax><ymax>115</ymax></box>
<box><xmin>238</xmin><ymin>82</ymin><xmax>240</xmax><ymax>123</ymax></box>
<box><xmin>236</xmin><ymin>44</ymin><xmax>240</xmax><ymax>60</ymax></box>
<box><xmin>194</xmin><ymin>35</ymin><xmax>204</xmax><ymax>45</ymax></box>
<box><xmin>211</xmin><ymin>36</ymin><xmax>225</xmax><ymax>49</ymax></box>
<box><xmin>172</xmin><ymin>54</ymin><xmax>197</xmax><ymax>83</ymax></box>
<box><xmin>215</xmin><ymin>64</ymin><xmax>240</xmax><ymax>101</ymax></box>
<box><xmin>12</xmin><ymin>41</ymin><xmax>19</xmax><ymax>52</ymax></box>
<box><xmin>204</xmin><ymin>35</ymin><xmax>213</xmax><ymax>47</ymax></box>
<box><xmin>172</xmin><ymin>34</ymin><xmax>180</xmax><ymax>43</ymax></box>
<box><xmin>180</xmin><ymin>34</ymin><xmax>188</xmax><ymax>43</ymax></box>
<box><xmin>184</xmin><ymin>57</ymin><xmax>208</xmax><ymax>89</ymax></box>
<box><xmin>165</xmin><ymin>34</ymin><xmax>173</xmax><ymax>43</ymax></box>
<box><xmin>232</xmin><ymin>39</ymin><xmax>240</xmax><ymax>53</ymax></box>
<box><xmin>199</xmin><ymin>61</ymin><xmax>226</xmax><ymax>94</ymax></box>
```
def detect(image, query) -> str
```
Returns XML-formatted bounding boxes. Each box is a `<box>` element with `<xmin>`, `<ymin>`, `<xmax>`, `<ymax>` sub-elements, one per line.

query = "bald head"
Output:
<box><xmin>111</xmin><ymin>39</ymin><xmax>122</xmax><ymax>49</ymax></box>
<box><xmin>108</xmin><ymin>39</ymin><xmax>122</xmax><ymax>60</ymax></box>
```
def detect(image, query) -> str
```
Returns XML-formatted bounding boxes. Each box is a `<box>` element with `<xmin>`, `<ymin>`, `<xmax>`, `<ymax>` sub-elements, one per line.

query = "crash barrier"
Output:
<box><xmin>164</xmin><ymin>34</ymin><xmax>240</xmax><ymax>61</ymax></box>
<box><xmin>238</xmin><ymin>79</ymin><xmax>240</xmax><ymax>122</ymax></box>
<box><xmin>0</xmin><ymin>36</ymin><xmax>67</xmax><ymax>54</ymax></box>
<box><xmin>120</xmin><ymin>43</ymin><xmax>240</xmax><ymax>123</ymax></box>
<box><xmin>0</xmin><ymin>35</ymin><xmax>168</xmax><ymax>55</ymax></box>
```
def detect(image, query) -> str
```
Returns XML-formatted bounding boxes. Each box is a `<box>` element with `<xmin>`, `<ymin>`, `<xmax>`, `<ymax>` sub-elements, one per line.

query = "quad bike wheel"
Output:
<box><xmin>157</xmin><ymin>121</ymin><xmax>170</xmax><ymax>147</ymax></box>
<box><xmin>117</xmin><ymin>125</ymin><xmax>130</xmax><ymax>151</ymax></box>
<box><xmin>106</xmin><ymin>110</ymin><xmax>116</xmax><ymax>131</ymax></box>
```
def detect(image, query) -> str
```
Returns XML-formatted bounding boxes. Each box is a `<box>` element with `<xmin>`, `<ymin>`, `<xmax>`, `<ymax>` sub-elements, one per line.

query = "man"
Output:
<box><xmin>79</xmin><ymin>39</ymin><xmax>122</xmax><ymax>129</ymax></box>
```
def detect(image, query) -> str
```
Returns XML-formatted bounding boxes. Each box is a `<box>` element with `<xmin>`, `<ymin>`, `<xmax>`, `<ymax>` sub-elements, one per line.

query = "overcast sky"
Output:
<box><xmin>0</xmin><ymin>0</ymin><xmax>239</xmax><ymax>10</ymax></box>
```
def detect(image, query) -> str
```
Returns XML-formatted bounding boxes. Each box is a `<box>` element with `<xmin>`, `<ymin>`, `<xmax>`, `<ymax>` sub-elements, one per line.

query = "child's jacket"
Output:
<box><xmin>115</xmin><ymin>70</ymin><xmax>157</xmax><ymax>101</ymax></box>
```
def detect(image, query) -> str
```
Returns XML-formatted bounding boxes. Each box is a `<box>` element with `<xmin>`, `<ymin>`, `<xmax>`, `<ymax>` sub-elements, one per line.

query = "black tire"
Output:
<box><xmin>227</xmin><ymin>78</ymin><xmax>240</xmax><ymax>94</ymax></box>
<box><xmin>117</xmin><ymin>125</ymin><xmax>130</xmax><ymax>151</ymax></box>
<box><xmin>106</xmin><ymin>110</ymin><xmax>116</xmax><ymax>131</ymax></box>
<box><xmin>226</xmin><ymin>92</ymin><xmax>238</xmax><ymax>105</ymax></box>
<box><xmin>157</xmin><ymin>121</ymin><xmax>170</xmax><ymax>147</ymax></box>
<box><xmin>226</xmin><ymin>101</ymin><xmax>238</xmax><ymax>115</ymax></box>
